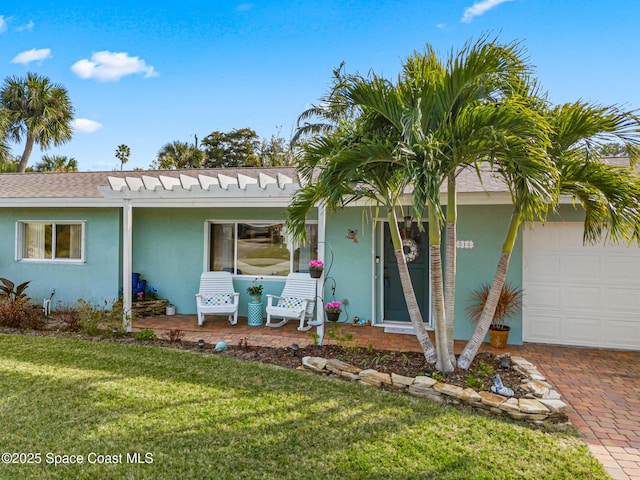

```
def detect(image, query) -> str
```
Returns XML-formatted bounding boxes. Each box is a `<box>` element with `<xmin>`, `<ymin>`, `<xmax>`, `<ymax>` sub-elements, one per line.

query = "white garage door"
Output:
<box><xmin>523</xmin><ymin>222</ymin><xmax>640</xmax><ymax>350</ymax></box>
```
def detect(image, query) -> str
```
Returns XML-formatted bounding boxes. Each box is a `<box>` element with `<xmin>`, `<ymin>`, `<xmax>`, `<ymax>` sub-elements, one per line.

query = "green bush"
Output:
<box><xmin>134</xmin><ymin>328</ymin><xmax>157</xmax><ymax>341</ymax></box>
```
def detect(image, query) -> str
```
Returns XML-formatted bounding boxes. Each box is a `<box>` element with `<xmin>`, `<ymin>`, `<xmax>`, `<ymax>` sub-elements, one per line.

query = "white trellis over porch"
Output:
<box><xmin>97</xmin><ymin>168</ymin><xmax>327</xmax><ymax>344</ymax></box>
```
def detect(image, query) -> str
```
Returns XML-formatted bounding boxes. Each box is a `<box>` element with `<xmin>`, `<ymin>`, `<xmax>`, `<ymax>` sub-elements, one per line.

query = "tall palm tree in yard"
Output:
<box><xmin>458</xmin><ymin>100</ymin><xmax>640</xmax><ymax>369</ymax></box>
<box><xmin>289</xmin><ymin>37</ymin><xmax>551</xmax><ymax>371</ymax></box>
<box><xmin>34</xmin><ymin>154</ymin><xmax>78</xmax><ymax>172</ymax></box>
<box><xmin>1</xmin><ymin>73</ymin><xmax>74</xmax><ymax>173</ymax></box>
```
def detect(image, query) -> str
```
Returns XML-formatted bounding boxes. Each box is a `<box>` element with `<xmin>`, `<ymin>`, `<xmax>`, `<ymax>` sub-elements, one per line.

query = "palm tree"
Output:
<box><xmin>288</xmin><ymin>67</ymin><xmax>439</xmax><ymax>363</ymax></box>
<box><xmin>1</xmin><ymin>72</ymin><xmax>74</xmax><ymax>172</ymax></box>
<box><xmin>115</xmin><ymin>144</ymin><xmax>131</xmax><ymax>170</ymax></box>
<box><xmin>152</xmin><ymin>141</ymin><xmax>204</xmax><ymax>169</ymax></box>
<box><xmin>457</xmin><ymin>100</ymin><xmax>640</xmax><ymax>369</ymax></box>
<box><xmin>34</xmin><ymin>155</ymin><xmax>78</xmax><ymax>172</ymax></box>
<box><xmin>289</xmin><ymin>37</ymin><xmax>549</xmax><ymax>371</ymax></box>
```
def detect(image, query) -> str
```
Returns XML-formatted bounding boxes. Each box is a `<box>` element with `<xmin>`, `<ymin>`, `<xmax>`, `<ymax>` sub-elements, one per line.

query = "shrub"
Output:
<box><xmin>0</xmin><ymin>300</ymin><xmax>44</xmax><ymax>330</ymax></box>
<box><xmin>55</xmin><ymin>303</ymin><xmax>81</xmax><ymax>332</ymax></box>
<box><xmin>134</xmin><ymin>329</ymin><xmax>157</xmax><ymax>341</ymax></box>
<box><xmin>163</xmin><ymin>329</ymin><xmax>184</xmax><ymax>342</ymax></box>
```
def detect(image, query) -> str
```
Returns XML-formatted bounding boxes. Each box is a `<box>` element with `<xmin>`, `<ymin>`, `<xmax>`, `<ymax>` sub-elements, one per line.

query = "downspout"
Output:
<box><xmin>315</xmin><ymin>203</ymin><xmax>326</xmax><ymax>345</ymax></box>
<box><xmin>122</xmin><ymin>200</ymin><xmax>133</xmax><ymax>331</ymax></box>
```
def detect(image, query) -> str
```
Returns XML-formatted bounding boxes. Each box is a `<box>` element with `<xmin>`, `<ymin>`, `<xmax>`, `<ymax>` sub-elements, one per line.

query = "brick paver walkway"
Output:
<box><xmin>136</xmin><ymin>314</ymin><xmax>640</xmax><ymax>480</ymax></box>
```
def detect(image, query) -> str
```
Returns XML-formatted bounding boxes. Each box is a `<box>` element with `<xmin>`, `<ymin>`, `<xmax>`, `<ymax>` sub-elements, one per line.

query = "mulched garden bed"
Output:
<box><xmin>0</xmin><ymin>325</ymin><xmax>529</xmax><ymax>398</ymax></box>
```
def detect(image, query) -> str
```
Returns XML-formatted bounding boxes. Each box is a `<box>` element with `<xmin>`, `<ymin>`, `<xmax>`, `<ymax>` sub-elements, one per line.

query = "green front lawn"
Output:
<box><xmin>0</xmin><ymin>335</ymin><xmax>606</xmax><ymax>479</ymax></box>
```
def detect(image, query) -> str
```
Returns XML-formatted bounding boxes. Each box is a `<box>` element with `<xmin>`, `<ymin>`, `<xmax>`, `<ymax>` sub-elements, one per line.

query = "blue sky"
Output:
<box><xmin>1</xmin><ymin>0</ymin><xmax>639</xmax><ymax>171</ymax></box>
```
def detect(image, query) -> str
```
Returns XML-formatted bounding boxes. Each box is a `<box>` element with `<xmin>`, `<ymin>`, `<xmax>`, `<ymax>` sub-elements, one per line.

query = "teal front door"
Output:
<box><xmin>383</xmin><ymin>221</ymin><xmax>430</xmax><ymax>323</ymax></box>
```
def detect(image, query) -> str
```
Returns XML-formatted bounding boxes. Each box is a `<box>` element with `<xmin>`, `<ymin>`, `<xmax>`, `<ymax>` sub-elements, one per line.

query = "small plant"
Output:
<box><xmin>55</xmin><ymin>303</ymin><xmax>81</xmax><ymax>331</ymax></box>
<box><xmin>76</xmin><ymin>299</ymin><xmax>106</xmax><ymax>336</ymax></box>
<box><xmin>471</xmin><ymin>360</ymin><xmax>494</xmax><ymax>378</ymax></box>
<box><xmin>238</xmin><ymin>337</ymin><xmax>249</xmax><ymax>349</ymax></box>
<box><xmin>324</xmin><ymin>301</ymin><xmax>342</xmax><ymax>314</ymax></box>
<box><xmin>307</xmin><ymin>331</ymin><xmax>320</xmax><ymax>345</ymax></box>
<box><xmin>402</xmin><ymin>353</ymin><xmax>411</xmax><ymax>367</ymax></box>
<box><xmin>164</xmin><ymin>329</ymin><xmax>185</xmax><ymax>342</ymax></box>
<box><xmin>466</xmin><ymin>374</ymin><xmax>486</xmax><ymax>391</ymax></box>
<box><xmin>432</xmin><ymin>372</ymin><xmax>444</xmax><ymax>382</ymax></box>
<box><xmin>374</xmin><ymin>353</ymin><xmax>391</xmax><ymax>366</ymax></box>
<box><xmin>134</xmin><ymin>328</ymin><xmax>157</xmax><ymax>341</ymax></box>
<box><xmin>308</xmin><ymin>260</ymin><xmax>324</xmax><ymax>272</ymax></box>
<box><xmin>366</xmin><ymin>343</ymin><xmax>375</xmax><ymax>354</ymax></box>
<box><xmin>246</xmin><ymin>278</ymin><xmax>263</xmax><ymax>297</ymax></box>
<box><xmin>0</xmin><ymin>278</ymin><xmax>31</xmax><ymax>303</ymax></box>
<box><xmin>467</xmin><ymin>282</ymin><xmax>523</xmax><ymax>330</ymax></box>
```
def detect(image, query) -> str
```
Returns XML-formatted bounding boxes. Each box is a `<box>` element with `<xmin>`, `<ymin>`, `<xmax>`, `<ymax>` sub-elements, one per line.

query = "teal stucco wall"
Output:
<box><xmin>0</xmin><ymin>208</ymin><xmax>121</xmax><ymax>308</ymax></box>
<box><xmin>131</xmin><ymin>207</ymin><xmax>302</xmax><ymax>316</ymax></box>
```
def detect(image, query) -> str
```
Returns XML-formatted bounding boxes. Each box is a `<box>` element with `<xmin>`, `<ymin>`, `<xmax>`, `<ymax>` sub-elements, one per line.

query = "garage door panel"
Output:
<box><xmin>524</xmin><ymin>313</ymin><xmax>561</xmax><ymax>342</ymax></box>
<box><xmin>606</xmin><ymin>319</ymin><xmax>640</xmax><ymax>349</ymax></box>
<box><xmin>524</xmin><ymin>222</ymin><xmax>640</xmax><ymax>351</ymax></box>
<box><xmin>602</xmin><ymin>256</ymin><xmax>640</xmax><ymax>285</ymax></box>
<box><xmin>565</xmin><ymin>286</ymin><xmax>600</xmax><ymax>311</ymax></box>
<box><xmin>604</xmin><ymin>288</ymin><xmax>640</xmax><ymax>313</ymax></box>
<box><xmin>561</xmin><ymin>255</ymin><xmax>599</xmax><ymax>281</ymax></box>
<box><xmin>525</xmin><ymin>285</ymin><xmax>560</xmax><ymax>309</ymax></box>
<box><xmin>525</xmin><ymin>254</ymin><xmax>560</xmax><ymax>281</ymax></box>
<box><xmin>562</xmin><ymin>315</ymin><xmax>601</xmax><ymax>344</ymax></box>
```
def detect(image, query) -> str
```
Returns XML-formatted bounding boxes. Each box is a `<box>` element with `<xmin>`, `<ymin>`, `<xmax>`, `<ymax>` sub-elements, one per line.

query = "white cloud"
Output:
<box><xmin>11</xmin><ymin>48</ymin><xmax>51</xmax><ymax>65</ymax></box>
<box><xmin>461</xmin><ymin>0</ymin><xmax>513</xmax><ymax>23</ymax></box>
<box><xmin>16</xmin><ymin>21</ymin><xmax>34</xmax><ymax>32</ymax></box>
<box><xmin>71</xmin><ymin>118</ymin><xmax>103</xmax><ymax>133</ymax></box>
<box><xmin>0</xmin><ymin>16</ymin><xmax>7</xmax><ymax>33</ymax></box>
<box><xmin>71</xmin><ymin>51</ymin><xmax>158</xmax><ymax>81</ymax></box>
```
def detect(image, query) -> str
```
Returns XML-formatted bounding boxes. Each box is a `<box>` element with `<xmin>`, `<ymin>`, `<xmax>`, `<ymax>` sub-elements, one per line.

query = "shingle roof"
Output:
<box><xmin>0</xmin><ymin>167</ymin><xmax>298</xmax><ymax>199</ymax></box>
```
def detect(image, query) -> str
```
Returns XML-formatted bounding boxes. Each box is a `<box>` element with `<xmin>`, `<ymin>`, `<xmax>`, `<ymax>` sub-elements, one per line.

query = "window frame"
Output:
<box><xmin>205</xmin><ymin>219</ymin><xmax>318</xmax><ymax>278</ymax></box>
<box><xmin>15</xmin><ymin>220</ymin><xmax>86</xmax><ymax>264</ymax></box>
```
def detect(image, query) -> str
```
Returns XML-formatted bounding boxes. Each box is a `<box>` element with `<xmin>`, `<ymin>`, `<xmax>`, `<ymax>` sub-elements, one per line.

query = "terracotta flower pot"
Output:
<box><xmin>489</xmin><ymin>325</ymin><xmax>510</xmax><ymax>349</ymax></box>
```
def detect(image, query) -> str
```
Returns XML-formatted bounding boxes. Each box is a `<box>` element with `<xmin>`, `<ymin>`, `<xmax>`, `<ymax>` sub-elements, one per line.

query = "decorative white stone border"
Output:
<box><xmin>299</xmin><ymin>355</ymin><xmax>569</xmax><ymax>424</ymax></box>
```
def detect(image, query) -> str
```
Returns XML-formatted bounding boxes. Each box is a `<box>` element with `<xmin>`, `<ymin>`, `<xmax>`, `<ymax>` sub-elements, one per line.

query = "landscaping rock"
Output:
<box><xmin>391</xmin><ymin>373</ymin><xmax>414</xmax><ymax>386</ymax></box>
<box><xmin>413</xmin><ymin>376</ymin><xmax>438</xmax><ymax>387</ymax></box>
<box><xmin>458</xmin><ymin>388</ymin><xmax>482</xmax><ymax>402</ymax></box>
<box><xmin>499</xmin><ymin>398</ymin><xmax>520</xmax><ymax>413</ymax></box>
<box><xmin>360</xmin><ymin>369</ymin><xmax>392</xmax><ymax>385</ymax></box>
<box><xmin>479</xmin><ymin>391</ymin><xmax>506</xmax><ymax>408</ymax></box>
<box><xmin>518</xmin><ymin>398</ymin><xmax>550</xmax><ymax>414</ymax></box>
<box><xmin>433</xmin><ymin>382</ymin><xmax>464</xmax><ymax>397</ymax></box>
<box><xmin>302</xmin><ymin>356</ymin><xmax>327</xmax><ymax>372</ymax></box>
<box><xmin>537</xmin><ymin>398</ymin><xmax>568</xmax><ymax>414</ymax></box>
<box><xmin>326</xmin><ymin>358</ymin><xmax>362</xmax><ymax>375</ymax></box>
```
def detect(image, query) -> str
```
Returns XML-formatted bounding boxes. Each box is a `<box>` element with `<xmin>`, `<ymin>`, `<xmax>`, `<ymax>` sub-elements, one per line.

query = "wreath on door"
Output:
<box><xmin>402</xmin><ymin>238</ymin><xmax>419</xmax><ymax>262</ymax></box>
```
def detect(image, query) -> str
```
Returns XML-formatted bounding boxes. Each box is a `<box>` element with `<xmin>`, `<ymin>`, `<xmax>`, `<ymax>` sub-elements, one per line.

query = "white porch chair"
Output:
<box><xmin>266</xmin><ymin>272</ymin><xmax>318</xmax><ymax>331</ymax></box>
<box><xmin>195</xmin><ymin>271</ymin><xmax>240</xmax><ymax>326</ymax></box>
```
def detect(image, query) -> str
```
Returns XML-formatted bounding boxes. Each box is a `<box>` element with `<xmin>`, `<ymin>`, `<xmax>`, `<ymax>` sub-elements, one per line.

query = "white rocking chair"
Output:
<box><xmin>195</xmin><ymin>271</ymin><xmax>240</xmax><ymax>326</ymax></box>
<box><xmin>266</xmin><ymin>273</ymin><xmax>318</xmax><ymax>331</ymax></box>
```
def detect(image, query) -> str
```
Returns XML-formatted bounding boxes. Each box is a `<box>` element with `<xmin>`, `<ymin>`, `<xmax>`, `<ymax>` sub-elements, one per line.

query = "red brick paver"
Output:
<box><xmin>135</xmin><ymin>315</ymin><xmax>640</xmax><ymax>480</ymax></box>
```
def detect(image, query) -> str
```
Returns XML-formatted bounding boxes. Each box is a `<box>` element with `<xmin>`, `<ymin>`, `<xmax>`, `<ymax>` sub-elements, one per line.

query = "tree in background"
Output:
<box><xmin>201</xmin><ymin>128</ymin><xmax>260</xmax><ymax>168</ymax></box>
<box><xmin>1</xmin><ymin>73</ymin><xmax>74</xmax><ymax>172</ymax></box>
<box><xmin>34</xmin><ymin>155</ymin><xmax>78</xmax><ymax>172</ymax></box>
<box><xmin>115</xmin><ymin>144</ymin><xmax>131</xmax><ymax>170</ymax></box>
<box><xmin>151</xmin><ymin>141</ymin><xmax>204</xmax><ymax>169</ymax></box>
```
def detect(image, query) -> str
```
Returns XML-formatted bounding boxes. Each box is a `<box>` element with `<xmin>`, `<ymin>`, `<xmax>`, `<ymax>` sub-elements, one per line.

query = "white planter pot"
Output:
<box><xmin>166</xmin><ymin>304</ymin><xmax>176</xmax><ymax>316</ymax></box>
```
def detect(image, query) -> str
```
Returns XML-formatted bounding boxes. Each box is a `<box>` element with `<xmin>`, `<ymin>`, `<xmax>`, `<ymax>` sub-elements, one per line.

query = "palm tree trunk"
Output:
<box><xmin>445</xmin><ymin>173</ymin><xmax>457</xmax><ymax>363</ymax></box>
<box><xmin>387</xmin><ymin>208</ymin><xmax>437</xmax><ymax>364</ymax></box>
<box><xmin>18</xmin><ymin>134</ymin><xmax>35</xmax><ymax>173</ymax></box>
<box><xmin>457</xmin><ymin>208</ymin><xmax>522</xmax><ymax>369</ymax></box>
<box><xmin>429</xmin><ymin>201</ymin><xmax>454</xmax><ymax>372</ymax></box>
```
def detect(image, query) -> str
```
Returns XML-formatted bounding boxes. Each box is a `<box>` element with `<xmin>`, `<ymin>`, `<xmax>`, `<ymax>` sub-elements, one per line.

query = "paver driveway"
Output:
<box><xmin>136</xmin><ymin>315</ymin><xmax>640</xmax><ymax>479</ymax></box>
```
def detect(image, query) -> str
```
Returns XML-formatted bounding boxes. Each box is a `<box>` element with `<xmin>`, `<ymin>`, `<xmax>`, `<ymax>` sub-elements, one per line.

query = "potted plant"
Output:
<box><xmin>246</xmin><ymin>277</ymin><xmax>264</xmax><ymax>302</ymax></box>
<box><xmin>467</xmin><ymin>282</ymin><xmax>523</xmax><ymax>349</ymax></box>
<box><xmin>309</xmin><ymin>260</ymin><xmax>324</xmax><ymax>278</ymax></box>
<box><xmin>325</xmin><ymin>301</ymin><xmax>342</xmax><ymax>322</ymax></box>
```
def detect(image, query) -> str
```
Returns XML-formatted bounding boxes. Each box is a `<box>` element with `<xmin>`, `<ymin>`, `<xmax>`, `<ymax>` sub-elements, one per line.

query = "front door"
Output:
<box><xmin>383</xmin><ymin>221</ymin><xmax>430</xmax><ymax>323</ymax></box>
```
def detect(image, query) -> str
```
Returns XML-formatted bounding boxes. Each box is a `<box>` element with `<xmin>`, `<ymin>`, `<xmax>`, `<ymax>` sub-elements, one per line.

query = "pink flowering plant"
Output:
<box><xmin>324</xmin><ymin>301</ymin><xmax>342</xmax><ymax>314</ymax></box>
<box><xmin>309</xmin><ymin>260</ymin><xmax>324</xmax><ymax>271</ymax></box>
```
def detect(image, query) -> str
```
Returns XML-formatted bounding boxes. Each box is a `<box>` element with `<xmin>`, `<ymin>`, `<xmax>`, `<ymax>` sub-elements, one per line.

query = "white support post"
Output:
<box><xmin>315</xmin><ymin>204</ymin><xmax>326</xmax><ymax>345</ymax></box>
<box><xmin>122</xmin><ymin>201</ymin><xmax>133</xmax><ymax>331</ymax></box>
